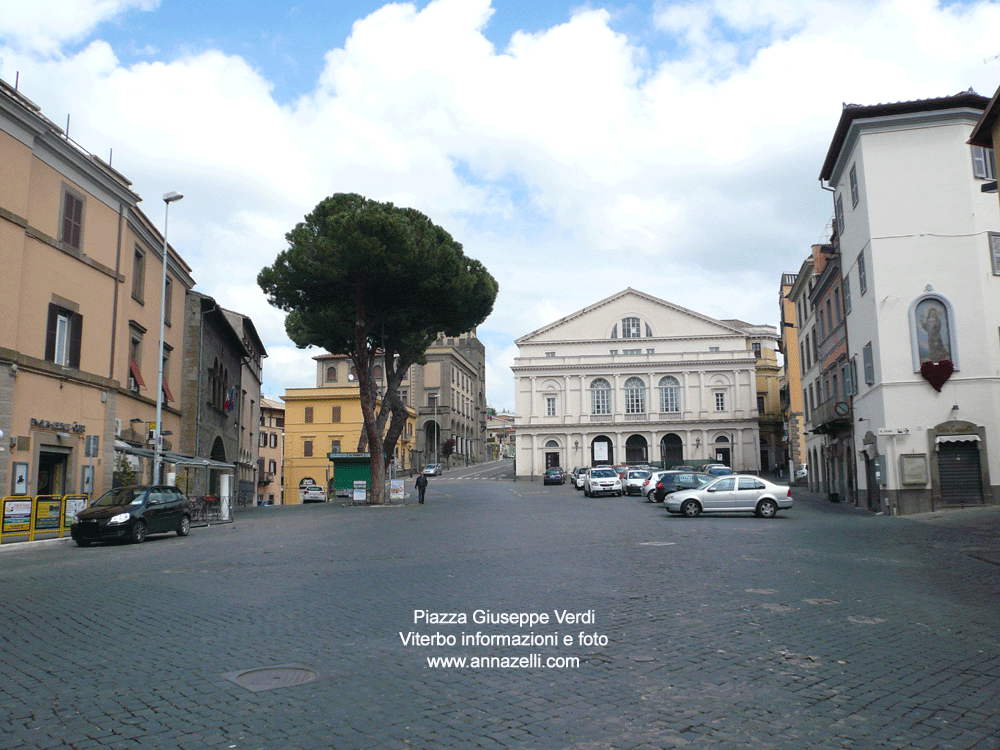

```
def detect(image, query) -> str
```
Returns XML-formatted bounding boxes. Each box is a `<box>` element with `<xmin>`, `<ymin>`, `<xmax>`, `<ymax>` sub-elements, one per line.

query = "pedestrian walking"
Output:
<box><xmin>415</xmin><ymin>473</ymin><xmax>428</xmax><ymax>504</ymax></box>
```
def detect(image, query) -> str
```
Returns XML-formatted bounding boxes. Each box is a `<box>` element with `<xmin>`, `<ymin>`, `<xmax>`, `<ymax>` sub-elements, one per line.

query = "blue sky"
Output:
<box><xmin>2</xmin><ymin>0</ymin><xmax>999</xmax><ymax>410</ymax></box>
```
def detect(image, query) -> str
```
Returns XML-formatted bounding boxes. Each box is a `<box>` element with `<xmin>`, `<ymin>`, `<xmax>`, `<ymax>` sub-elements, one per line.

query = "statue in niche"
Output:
<box><xmin>916</xmin><ymin>299</ymin><xmax>950</xmax><ymax>363</ymax></box>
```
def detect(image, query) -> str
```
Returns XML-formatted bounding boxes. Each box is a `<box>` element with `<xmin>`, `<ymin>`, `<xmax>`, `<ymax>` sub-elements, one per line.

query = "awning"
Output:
<box><xmin>129</xmin><ymin>359</ymin><xmax>146</xmax><ymax>388</ymax></box>
<box><xmin>935</xmin><ymin>434</ymin><xmax>980</xmax><ymax>445</ymax></box>
<box><xmin>114</xmin><ymin>441</ymin><xmax>234</xmax><ymax>471</ymax></box>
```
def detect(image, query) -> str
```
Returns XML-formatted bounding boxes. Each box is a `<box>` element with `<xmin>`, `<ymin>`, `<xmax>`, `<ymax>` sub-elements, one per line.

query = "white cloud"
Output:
<box><xmin>3</xmin><ymin>0</ymin><xmax>1000</xmax><ymax>412</ymax></box>
<box><xmin>0</xmin><ymin>0</ymin><xmax>158</xmax><ymax>55</ymax></box>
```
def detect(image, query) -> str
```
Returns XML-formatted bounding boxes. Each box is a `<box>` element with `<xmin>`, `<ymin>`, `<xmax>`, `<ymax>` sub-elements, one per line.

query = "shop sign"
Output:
<box><xmin>30</xmin><ymin>418</ymin><xmax>86</xmax><ymax>433</ymax></box>
<box><xmin>3</xmin><ymin>499</ymin><xmax>31</xmax><ymax>533</ymax></box>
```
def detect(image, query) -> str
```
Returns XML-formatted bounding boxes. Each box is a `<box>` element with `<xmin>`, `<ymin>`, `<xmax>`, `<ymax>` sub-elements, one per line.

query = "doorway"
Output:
<box><xmin>37</xmin><ymin>450</ymin><xmax>70</xmax><ymax>496</ymax></box>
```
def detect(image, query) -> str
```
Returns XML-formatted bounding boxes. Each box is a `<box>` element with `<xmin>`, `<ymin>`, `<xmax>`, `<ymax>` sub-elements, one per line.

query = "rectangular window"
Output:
<box><xmin>809</xmin><ymin>384</ymin><xmax>815</xmax><ymax>416</ymax></box>
<box><xmin>164</xmin><ymin>277</ymin><xmax>173</xmax><ymax>325</ymax></box>
<box><xmin>269</xmin><ymin>460</ymin><xmax>277</xmax><ymax>474</ymax></box>
<box><xmin>835</xmin><ymin>194</ymin><xmax>845</xmax><ymax>233</ymax></box>
<box><xmin>972</xmin><ymin>145</ymin><xmax>996</xmax><ymax>180</ymax></box>
<box><xmin>646</xmin><ymin>348</ymin><xmax>655</xmax><ymax>354</ymax></box>
<box><xmin>276</xmin><ymin>417</ymin><xmax>284</xmax><ymax>428</ymax></box>
<box><xmin>849</xmin><ymin>164</ymin><xmax>859</xmax><ymax>208</ymax></box>
<box><xmin>825</xmin><ymin>299</ymin><xmax>833</xmax><ymax>334</ymax></box>
<box><xmin>803</xmin><ymin>387</ymin><xmax>810</xmax><ymax>420</ymax></box>
<box><xmin>270</xmin><ymin>433</ymin><xmax>278</xmax><ymax>449</ymax></box>
<box><xmin>330</xmin><ymin>440</ymin><xmax>341</xmax><ymax>453</ymax></box>
<box><xmin>709</xmin><ymin>346</ymin><xmax>720</xmax><ymax>352</ymax></box>
<box><xmin>132</xmin><ymin>246</ymin><xmax>145</xmax><ymax>302</ymax></box>
<box><xmin>545</xmin><ymin>351</ymin><xmax>555</xmax><ymax>357</ymax></box>
<box><xmin>756</xmin><ymin>395</ymin><xmax>765</xmax><ymax>414</ymax></box>
<box><xmin>128</xmin><ymin>334</ymin><xmax>144</xmax><ymax>392</ymax></box>
<box><xmin>752</xmin><ymin>342</ymin><xmax>761</xmax><ymax>359</ymax></box>
<box><xmin>863</xmin><ymin>343</ymin><xmax>875</xmax><ymax>385</ymax></box>
<box><xmin>609</xmin><ymin>349</ymin><xmax>618</xmax><ymax>355</ymax></box>
<box><xmin>714</xmin><ymin>392</ymin><xmax>725</xmax><ymax>411</ymax></box>
<box><xmin>61</xmin><ymin>189</ymin><xmax>84</xmax><ymax>249</ymax></box>
<box><xmin>817</xmin><ymin>309</ymin><xmax>825</xmax><ymax>340</ymax></box>
<box><xmin>990</xmin><ymin>232</ymin><xmax>1000</xmax><ymax>275</ymax></box>
<box><xmin>850</xmin><ymin>357</ymin><xmax>859</xmax><ymax>395</ymax></box>
<box><xmin>843</xmin><ymin>273</ymin><xmax>851</xmax><ymax>313</ymax></box>
<box><xmin>545</xmin><ymin>396</ymin><xmax>556</xmax><ymax>417</ymax></box>
<box><xmin>622</xmin><ymin>348</ymin><xmax>641</xmax><ymax>355</ymax></box>
<box><xmin>259</xmin><ymin>432</ymin><xmax>267</xmax><ymax>448</ymax></box>
<box><xmin>304</xmin><ymin>406</ymin><xmax>314</xmax><ymax>424</ymax></box>
<box><xmin>857</xmin><ymin>250</ymin><xmax>867</xmax><ymax>295</ymax></box>
<box><xmin>331</xmin><ymin>406</ymin><xmax>341</xmax><ymax>423</ymax></box>
<box><xmin>303</xmin><ymin>440</ymin><xmax>313</xmax><ymax>457</ymax></box>
<box><xmin>833</xmin><ymin>288</ymin><xmax>841</xmax><ymax>323</ymax></box>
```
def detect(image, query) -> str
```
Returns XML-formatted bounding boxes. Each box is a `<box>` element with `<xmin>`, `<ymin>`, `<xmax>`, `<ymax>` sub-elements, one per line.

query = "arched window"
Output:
<box><xmin>373</xmin><ymin>365</ymin><xmax>383</xmax><ymax>378</ymax></box>
<box><xmin>545</xmin><ymin>440</ymin><xmax>559</xmax><ymax>448</ymax></box>
<box><xmin>590</xmin><ymin>378</ymin><xmax>611</xmax><ymax>414</ymax></box>
<box><xmin>326</xmin><ymin>366</ymin><xmax>337</xmax><ymax>382</ymax></box>
<box><xmin>658</xmin><ymin>375</ymin><xmax>680</xmax><ymax>413</ymax></box>
<box><xmin>623</xmin><ymin>377</ymin><xmax>646</xmax><ymax>414</ymax></box>
<box><xmin>622</xmin><ymin>317</ymin><xmax>641</xmax><ymax>339</ymax></box>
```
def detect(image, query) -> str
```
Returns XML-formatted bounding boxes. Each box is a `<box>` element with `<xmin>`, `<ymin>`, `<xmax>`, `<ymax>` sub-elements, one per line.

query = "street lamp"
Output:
<box><xmin>153</xmin><ymin>191</ymin><xmax>183</xmax><ymax>484</ymax></box>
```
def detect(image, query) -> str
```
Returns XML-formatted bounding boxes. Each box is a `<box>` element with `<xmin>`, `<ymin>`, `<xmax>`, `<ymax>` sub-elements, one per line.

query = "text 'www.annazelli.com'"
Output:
<box><xmin>426</xmin><ymin>655</ymin><xmax>580</xmax><ymax>669</ymax></box>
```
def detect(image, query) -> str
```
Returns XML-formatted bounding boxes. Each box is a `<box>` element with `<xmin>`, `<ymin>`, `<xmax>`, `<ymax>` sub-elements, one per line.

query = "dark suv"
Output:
<box><xmin>653</xmin><ymin>472</ymin><xmax>713</xmax><ymax>503</ymax></box>
<box><xmin>71</xmin><ymin>485</ymin><xmax>192</xmax><ymax>546</ymax></box>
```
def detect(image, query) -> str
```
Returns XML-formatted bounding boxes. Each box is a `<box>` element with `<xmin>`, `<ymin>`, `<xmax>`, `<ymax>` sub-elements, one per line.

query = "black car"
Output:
<box><xmin>652</xmin><ymin>472</ymin><xmax>713</xmax><ymax>503</ymax></box>
<box><xmin>543</xmin><ymin>468</ymin><xmax>566</xmax><ymax>485</ymax></box>
<box><xmin>71</xmin><ymin>485</ymin><xmax>192</xmax><ymax>546</ymax></box>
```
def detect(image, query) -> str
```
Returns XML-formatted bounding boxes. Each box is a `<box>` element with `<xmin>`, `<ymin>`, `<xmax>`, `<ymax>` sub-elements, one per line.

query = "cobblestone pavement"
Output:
<box><xmin>1</xmin><ymin>471</ymin><xmax>999</xmax><ymax>749</ymax></box>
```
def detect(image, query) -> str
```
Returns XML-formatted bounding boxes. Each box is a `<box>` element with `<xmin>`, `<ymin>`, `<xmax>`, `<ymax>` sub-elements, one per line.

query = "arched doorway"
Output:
<box><xmin>211</xmin><ymin>436</ymin><xmax>226</xmax><ymax>462</ymax></box>
<box><xmin>625</xmin><ymin>435</ymin><xmax>648</xmax><ymax>464</ymax></box>
<box><xmin>660</xmin><ymin>434</ymin><xmax>683</xmax><ymax>467</ymax></box>
<box><xmin>591</xmin><ymin>435</ymin><xmax>613</xmax><ymax>466</ymax></box>
<box><xmin>712</xmin><ymin>435</ymin><xmax>731</xmax><ymax>467</ymax></box>
<box><xmin>544</xmin><ymin>440</ymin><xmax>561</xmax><ymax>469</ymax></box>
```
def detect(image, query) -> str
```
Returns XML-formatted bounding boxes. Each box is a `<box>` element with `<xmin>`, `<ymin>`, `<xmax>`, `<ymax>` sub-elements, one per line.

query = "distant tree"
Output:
<box><xmin>258</xmin><ymin>193</ymin><xmax>498</xmax><ymax>504</ymax></box>
<box><xmin>441</xmin><ymin>438</ymin><xmax>456</xmax><ymax>459</ymax></box>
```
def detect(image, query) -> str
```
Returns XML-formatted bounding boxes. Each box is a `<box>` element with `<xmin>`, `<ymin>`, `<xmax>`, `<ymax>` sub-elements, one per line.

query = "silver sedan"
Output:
<box><xmin>665</xmin><ymin>475</ymin><xmax>792</xmax><ymax>518</ymax></box>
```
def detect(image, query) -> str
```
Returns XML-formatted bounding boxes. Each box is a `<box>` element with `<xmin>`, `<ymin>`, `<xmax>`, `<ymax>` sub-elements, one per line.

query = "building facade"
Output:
<box><xmin>221</xmin><ymin>308</ymin><xmax>266</xmax><ymax>506</ymax></box>
<box><xmin>512</xmin><ymin>289</ymin><xmax>765</xmax><ymax>477</ymax></box>
<box><xmin>778</xmin><ymin>272</ymin><xmax>807</xmax><ymax>478</ymax></box>
<box><xmin>281</xmin><ymin>384</ymin><xmax>417</xmax><ymax>504</ymax></box>
<box><xmin>820</xmin><ymin>91</ymin><xmax>1000</xmax><ymax>514</ymax></box>
<box><xmin>0</xmin><ymin>77</ymin><xmax>196</xmax><ymax>500</ymax></box>
<box><xmin>258</xmin><ymin>397</ymin><xmax>284</xmax><ymax>504</ymax></box>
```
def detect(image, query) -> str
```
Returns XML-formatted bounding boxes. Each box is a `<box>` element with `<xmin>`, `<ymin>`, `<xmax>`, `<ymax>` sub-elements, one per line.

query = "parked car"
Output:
<box><xmin>665</xmin><ymin>475</ymin><xmax>793</xmax><ymax>518</ymax></box>
<box><xmin>584</xmin><ymin>467</ymin><xmax>623</xmax><ymax>497</ymax></box>
<box><xmin>543</xmin><ymin>468</ymin><xmax>566</xmax><ymax>485</ymax></box>
<box><xmin>641</xmin><ymin>470</ymin><xmax>672</xmax><ymax>502</ymax></box>
<box><xmin>575</xmin><ymin>468</ymin><xmax>589</xmax><ymax>491</ymax></box>
<box><xmin>569</xmin><ymin>467</ymin><xmax>585</xmax><ymax>485</ymax></box>
<box><xmin>652</xmin><ymin>471</ymin><xmax>713</xmax><ymax>502</ymax></box>
<box><xmin>706</xmin><ymin>465</ymin><xmax>735</xmax><ymax>476</ymax></box>
<box><xmin>422</xmin><ymin>464</ymin><xmax>443</xmax><ymax>476</ymax></box>
<box><xmin>612</xmin><ymin>465</ymin><xmax>629</xmax><ymax>479</ymax></box>
<box><xmin>71</xmin><ymin>485</ymin><xmax>192</xmax><ymax>546</ymax></box>
<box><xmin>624</xmin><ymin>469</ymin><xmax>652</xmax><ymax>496</ymax></box>
<box><xmin>795</xmin><ymin>465</ymin><xmax>808</xmax><ymax>481</ymax></box>
<box><xmin>302</xmin><ymin>485</ymin><xmax>326</xmax><ymax>503</ymax></box>
<box><xmin>672</xmin><ymin>466</ymin><xmax>696</xmax><ymax>472</ymax></box>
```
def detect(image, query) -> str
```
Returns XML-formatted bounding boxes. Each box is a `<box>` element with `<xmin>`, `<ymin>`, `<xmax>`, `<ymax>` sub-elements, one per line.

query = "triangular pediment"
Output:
<box><xmin>515</xmin><ymin>288</ymin><xmax>745</xmax><ymax>345</ymax></box>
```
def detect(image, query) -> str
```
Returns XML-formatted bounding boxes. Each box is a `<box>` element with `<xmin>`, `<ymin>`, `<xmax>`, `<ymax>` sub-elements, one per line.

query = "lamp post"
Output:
<box><xmin>153</xmin><ymin>191</ymin><xmax>183</xmax><ymax>485</ymax></box>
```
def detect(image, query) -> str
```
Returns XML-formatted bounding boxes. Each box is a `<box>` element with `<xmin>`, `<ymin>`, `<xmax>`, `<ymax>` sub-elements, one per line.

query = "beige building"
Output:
<box><xmin>258</xmin><ymin>397</ymin><xmax>284</xmax><ymax>504</ymax></box>
<box><xmin>0</xmin><ymin>77</ymin><xmax>194</xmax><ymax>499</ymax></box>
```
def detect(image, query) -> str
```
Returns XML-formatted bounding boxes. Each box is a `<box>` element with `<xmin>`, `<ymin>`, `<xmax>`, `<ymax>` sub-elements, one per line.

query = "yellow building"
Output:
<box><xmin>281</xmin><ymin>386</ymin><xmax>416</xmax><ymax>504</ymax></box>
<box><xmin>779</xmin><ymin>271</ymin><xmax>808</xmax><ymax>475</ymax></box>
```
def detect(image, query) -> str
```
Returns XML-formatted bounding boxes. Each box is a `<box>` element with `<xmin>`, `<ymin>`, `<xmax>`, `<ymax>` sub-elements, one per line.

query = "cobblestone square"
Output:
<box><xmin>1</xmin><ymin>465</ymin><xmax>999</xmax><ymax>749</ymax></box>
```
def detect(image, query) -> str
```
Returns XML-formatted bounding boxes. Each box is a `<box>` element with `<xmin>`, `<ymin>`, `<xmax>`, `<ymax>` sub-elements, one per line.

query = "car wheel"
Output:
<box><xmin>75</xmin><ymin>539</ymin><xmax>91</xmax><ymax>548</ymax></box>
<box><xmin>680</xmin><ymin>499</ymin><xmax>701</xmax><ymax>518</ymax></box>
<box><xmin>756</xmin><ymin>499</ymin><xmax>778</xmax><ymax>518</ymax></box>
<box><xmin>177</xmin><ymin>514</ymin><xmax>191</xmax><ymax>537</ymax></box>
<box><xmin>130</xmin><ymin>520</ymin><xmax>147</xmax><ymax>544</ymax></box>
<box><xmin>617</xmin><ymin>491</ymin><xmax>623</xmax><ymax>497</ymax></box>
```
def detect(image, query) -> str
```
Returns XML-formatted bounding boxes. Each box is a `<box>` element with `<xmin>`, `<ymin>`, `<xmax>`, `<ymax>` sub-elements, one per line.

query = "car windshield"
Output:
<box><xmin>591</xmin><ymin>469</ymin><xmax>616</xmax><ymax>478</ymax></box>
<box><xmin>93</xmin><ymin>487</ymin><xmax>146</xmax><ymax>506</ymax></box>
<box><xmin>424</xmin><ymin>465</ymin><xmax>435</xmax><ymax>471</ymax></box>
<box><xmin>628</xmin><ymin>471</ymin><xmax>649</xmax><ymax>479</ymax></box>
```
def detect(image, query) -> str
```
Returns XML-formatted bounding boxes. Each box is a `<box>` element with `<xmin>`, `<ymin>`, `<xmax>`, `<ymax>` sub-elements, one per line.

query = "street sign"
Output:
<box><xmin>877</xmin><ymin>428</ymin><xmax>909</xmax><ymax>436</ymax></box>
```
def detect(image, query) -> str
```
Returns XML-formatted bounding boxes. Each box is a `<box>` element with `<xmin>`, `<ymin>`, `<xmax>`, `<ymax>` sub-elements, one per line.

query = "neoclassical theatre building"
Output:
<box><xmin>512</xmin><ymin>289</ymin><xmax>779</xmax><ymax>477</ymax></box>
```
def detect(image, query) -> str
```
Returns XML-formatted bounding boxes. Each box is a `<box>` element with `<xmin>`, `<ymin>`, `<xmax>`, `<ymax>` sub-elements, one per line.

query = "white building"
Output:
<box><xmin>512</xmin><ymin>289</ymin><xmax>771</xmax><ymax>477</ymax></box>
<box><xmin>819</xmin><ymin>90</ymin><xmax>1000</xmax><ymax>514</ymax></box>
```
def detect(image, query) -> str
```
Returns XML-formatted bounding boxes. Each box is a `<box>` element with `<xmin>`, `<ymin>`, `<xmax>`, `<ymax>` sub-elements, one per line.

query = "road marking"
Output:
<box><xmin>639</xmin><ymin>542</ymin><xmax>677</xmax><ymax>546</ymax></box>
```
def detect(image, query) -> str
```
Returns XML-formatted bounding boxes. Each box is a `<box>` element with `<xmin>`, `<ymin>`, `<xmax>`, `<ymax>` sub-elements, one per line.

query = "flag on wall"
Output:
<box><xmin>224</xmin><ymin>387</ymin><xmax>235</xmax><ymax>413</ymax></box>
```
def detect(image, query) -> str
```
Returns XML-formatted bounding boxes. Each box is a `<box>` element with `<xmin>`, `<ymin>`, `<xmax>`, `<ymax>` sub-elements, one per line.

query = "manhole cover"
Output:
<box><xmin>629</xmin><ymin>655</ymin><xmax>656</xmax><ymax>662</ymax></box>
<box><xmin>223</xmin><ymin>664</ymin><xmax>320</xmax><ymax>693</ymax></box>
